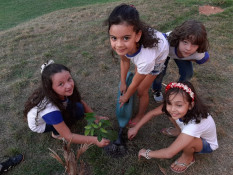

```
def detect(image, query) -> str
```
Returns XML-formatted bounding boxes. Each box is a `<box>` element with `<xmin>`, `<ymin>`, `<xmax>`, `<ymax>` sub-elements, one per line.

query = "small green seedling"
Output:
<box><xmin>84</xmin><ymin>113</ymin><xmax>117</xmax><ymax>142</ymax></box>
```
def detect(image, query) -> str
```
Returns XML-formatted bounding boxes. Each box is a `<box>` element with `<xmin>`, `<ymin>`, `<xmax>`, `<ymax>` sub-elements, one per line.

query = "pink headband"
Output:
<box><xmin>165</xmin><ymin>82</ymin><xmax>194</xmax><ymax>101</ymax></box>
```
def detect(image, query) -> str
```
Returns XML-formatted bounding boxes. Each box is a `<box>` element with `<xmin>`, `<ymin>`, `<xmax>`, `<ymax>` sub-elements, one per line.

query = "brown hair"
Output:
<box><xmin>168</xmin><ymin>20</ymin><xmax>209</xmax><ymax>53</ymax></box>
<box><xmin>24</xmin><ymin>63</ymin><xmax>82</xmax><ymax>127</ymax></box>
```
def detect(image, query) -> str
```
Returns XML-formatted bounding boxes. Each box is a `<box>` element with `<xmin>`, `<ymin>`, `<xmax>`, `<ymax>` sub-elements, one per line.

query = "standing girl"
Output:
<box><xmin>152</xmin><ymin>20</ymin><xmax>209</xmax><ymax>102</ymax></box>
<box><xmin>135</xmin><ymin>81</ymin><xmax>218</xmax><ymax>173</ymax></box>
<box><xmin>106</xmin><ymin>4</ymin><xmax>169</xmax><ymax>125</ymax></box>
<box><xmin>24</xmin><ymin>60</ymin><xmax>110</xmax><ymax>147</ymax></box>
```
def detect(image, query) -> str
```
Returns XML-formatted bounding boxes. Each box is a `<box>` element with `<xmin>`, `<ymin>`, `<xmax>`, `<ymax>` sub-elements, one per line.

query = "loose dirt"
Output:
<box><xmin>199</xmin><ymin>5</ymin><xmax>224</xmax><ymax>16</ymax></box>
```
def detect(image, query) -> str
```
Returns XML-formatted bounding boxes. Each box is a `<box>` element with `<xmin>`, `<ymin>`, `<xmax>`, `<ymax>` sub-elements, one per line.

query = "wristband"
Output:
<box><xmin>145</xmin><ymin>149</ymin><xmax>151</xmax><ymax>159</ymax></box>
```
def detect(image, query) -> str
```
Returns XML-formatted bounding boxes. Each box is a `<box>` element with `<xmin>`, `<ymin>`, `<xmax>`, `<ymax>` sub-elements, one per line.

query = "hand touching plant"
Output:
<box><xmin>84</xmin><ymin>113</ymin><xmax>117</xmax><ymax>142</ymax></box>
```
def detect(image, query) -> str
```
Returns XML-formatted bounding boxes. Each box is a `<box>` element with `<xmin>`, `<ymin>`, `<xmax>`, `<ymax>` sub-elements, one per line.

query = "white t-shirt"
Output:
<box><xmin>27</xmin><ymin>99</ymin><xmax>64</xmax><ymax>133</ymax></box>
<box><xmin>125</xmin><ymin>31</ymin><xmax>169</xmax><ymax>75</ymax></box>
<box><xmin>176</xmin><ymin>114</ymin><xmax>218</xmax><ymax>150</ymax></box>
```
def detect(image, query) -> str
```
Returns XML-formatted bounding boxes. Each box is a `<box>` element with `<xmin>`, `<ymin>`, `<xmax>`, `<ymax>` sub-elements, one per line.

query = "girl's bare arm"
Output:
<box><xmin>139</xmin><ymin>133</ymin><xmax>194</xmax><ymax>159</ymax></box>
<box><xmin>128</xmin><ymin>105</ymin><xmax>163</xmax><ymax>140</ymax></box>
<box><xmin>120</xmin><ymin>56</ymin><xmax>130</xmax><ymax>93</ymax></box>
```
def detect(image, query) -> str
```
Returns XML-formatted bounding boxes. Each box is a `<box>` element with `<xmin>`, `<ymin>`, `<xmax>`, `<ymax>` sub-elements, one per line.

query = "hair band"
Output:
<box><xmin>165</xmin><ymin>82</ymin><xmax>194</xmax><ymax>101</ymax></box>
<box><xmin>41</xmin><ymin>60</ymin><xmax>54</xmax><ymax>73</ymax></box>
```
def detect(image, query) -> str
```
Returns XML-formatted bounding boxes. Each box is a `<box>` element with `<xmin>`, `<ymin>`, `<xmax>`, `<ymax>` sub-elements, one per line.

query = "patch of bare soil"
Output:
<box><xmin>199</xmin><ymin>5</ymin><xmax>224</xmax><ymax>16</ymax></box>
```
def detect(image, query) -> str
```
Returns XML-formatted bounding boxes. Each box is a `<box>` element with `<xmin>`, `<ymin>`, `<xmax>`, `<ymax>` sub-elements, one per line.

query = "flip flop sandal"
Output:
<box><xmin>170</xmin><ymin>158</ymin><xmax>195</xmax><ymax>173</ymax></box>
<box><xmin>127</xmin><ymin>120</ymin><xmax>137</xmax><ymax>128</ymax></box>
<box><xmin>161</xmin><ymin>127</ymin><xmax>178</xmax><ymax>137</ymax></box>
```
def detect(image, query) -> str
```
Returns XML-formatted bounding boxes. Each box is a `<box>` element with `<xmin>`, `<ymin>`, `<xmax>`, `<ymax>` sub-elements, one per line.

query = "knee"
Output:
<box><xmin>137</xmin><ymin>88</ymin><xmax>148</xmax><ymax>97</ymax></box>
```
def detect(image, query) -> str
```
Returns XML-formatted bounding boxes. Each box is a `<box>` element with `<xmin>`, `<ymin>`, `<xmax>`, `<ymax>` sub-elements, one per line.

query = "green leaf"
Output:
<box><xmin>84</xmin><ymin>129</ymin><xmax>90</xmax><ymax>136</ymax></box>
<box><xmin>100</xmin><ymin>120</ymin><xmax>111</xmax><ymax>128</ymax></box>
<box><xmin>90</xmin><ymin>128</ymin><xmax>95</xmax><ymax>136</ymax></box>
<box><xmin>85</xmin><ymin>113</ymin><xmax>96</xmax><ymax>124</ymax></box>
<box><xmin>100</xmin><ymin>133</ymin><xmax>108</xmax><ymax>139</ymax></box>
<box><xmin>85</xmin><ymin>112</ymin><xmax>95</xmax><ymax>117</ymax></box>
<box><xmin>84</xmin><ymin>125</ymin><xmax>92</xmax><ymax>129</ymax></box>
<box><xmin>101</xmin><ymin>119</ymin><xmax>111</xmax><ymax>125</ymax></box>
<box><xmin>100</xmin><ymin>128</ymin><xmax>108</xmax><ymax>133</ymax></box>
<box><xmin>98</xmin><ymin>121</ymin><xmax>102</xmax><ymax>127</ymax></box>
<box><xmin>97</xmin><ymin>134</ymin><xmax>102</xmax><ymax>142</ymax></box>
<box><xmin>91</xmin><ymin>123</ymin><xmax>99</xmax><ymax>129</ymax></box>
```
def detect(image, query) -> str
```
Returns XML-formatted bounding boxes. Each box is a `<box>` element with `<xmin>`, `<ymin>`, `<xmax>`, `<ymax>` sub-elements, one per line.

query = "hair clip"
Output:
<box><xmin>165</xmin><ymin>82</ymin><xmax>194</xmax><ymax>101</ymax></box>
<box><xmin>41</xmin><ymin>60</ymin><xmax>54</xmax><ymax>73</ymax></box>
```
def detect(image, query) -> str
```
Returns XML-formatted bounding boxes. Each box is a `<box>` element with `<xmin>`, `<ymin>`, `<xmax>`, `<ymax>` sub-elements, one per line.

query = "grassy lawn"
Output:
<box><xmin>0</xmin><ymin>0</ymin><xmax>232</xmax><ymax>174</ymax></box>
<box><xmin>0</xmin><ymin>0</ymin><xmax>120</xmax><ymax>31</ymax></box>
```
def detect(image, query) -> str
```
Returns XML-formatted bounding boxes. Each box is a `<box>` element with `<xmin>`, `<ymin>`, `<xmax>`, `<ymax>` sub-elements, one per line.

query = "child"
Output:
<box><xmin>24</xmin><ymin>60</ymin><xmax>110</xmax><ymax>147</ymax></box>
<box><xmin>152</xmin><ymin>20</ymin><xmax>209</xmax><ymax>102</ymax></box>
<box><xmin>129</xmin><ymin>81</ymin><xmax>218</xmax><ymax>173</ymax></box>
<box><xmin>106</xmin><ymin>4</ymin><xmax>169</xmax><ymax>125</ymax></box>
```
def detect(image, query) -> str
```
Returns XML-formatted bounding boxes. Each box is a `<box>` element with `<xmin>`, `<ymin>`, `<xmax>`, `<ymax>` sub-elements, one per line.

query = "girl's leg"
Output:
<box><xmin>131</xmin><ymin>74</ymin><xmax>157</xmax><ymax>123</ymax></box>
<box><xmin>174</xmin><ymin>59</ymin><xmax>193</xmax><ymax>81</ymax></box>
<box><xmin>171</xmin><ymin>137</ymin><xmax>202</xmax><ymax>172</ymax></box>
<box><xmin>152</xmin><ymin>57</ymin><xmax>170</xmax><ymax>91</ymax></box>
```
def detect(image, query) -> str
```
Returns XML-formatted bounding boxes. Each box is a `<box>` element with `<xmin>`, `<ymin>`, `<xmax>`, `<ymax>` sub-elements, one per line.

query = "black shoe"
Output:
<box><xmin>0</xmin><ymin>154</ymin><xmax>24</xmax><ymax>174</ymax></box>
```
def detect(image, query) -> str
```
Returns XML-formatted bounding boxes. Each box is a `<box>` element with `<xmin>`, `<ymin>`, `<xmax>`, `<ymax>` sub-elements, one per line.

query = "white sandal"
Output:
<box><xmin>161</xmin><ymin>127</ymin><xmax>179</xmax><ymax>137</ymax></box>
<box><xmin>170</xmin><ymin>158</ymin><xmax>195</xmax><ymax>173</ymax></box>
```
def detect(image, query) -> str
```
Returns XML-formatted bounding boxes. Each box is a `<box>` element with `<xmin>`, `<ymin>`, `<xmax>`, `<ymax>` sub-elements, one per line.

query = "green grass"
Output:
<box><xmin>0</xmin><ymin>0</ymin><xmax>233</xmax><ymax>174</ymax></box>
<box><xmin>0</xmin><ymin>0</ymin><xmax>120</xmax><ymax>31</ymax></box>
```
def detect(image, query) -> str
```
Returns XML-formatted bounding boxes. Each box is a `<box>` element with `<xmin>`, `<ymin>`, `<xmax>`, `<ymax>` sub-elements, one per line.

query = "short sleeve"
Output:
<box><xmin>39</xmin><ymin>102</ymin><xmax>63</xmax><ymax>125</ymax></box>
<box><xmin>182</xmin><ymin>123</ymin><xmax>202</xmax><ymax>138</ymax></box>
<box><xmin>42</xmin><ymin>111</ymin><xmax>63</xmax><ymax>125</ymax></box>
<box><xmin>196</xmin><ymin>52</ymin><xmax>209</xmax><ymax>64</ymax></box>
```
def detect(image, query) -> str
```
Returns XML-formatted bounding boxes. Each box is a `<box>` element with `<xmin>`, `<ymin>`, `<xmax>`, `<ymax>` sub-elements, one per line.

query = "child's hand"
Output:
<box><xmin>96</xmin><ymin>138</ymin><xmax>110</xmax><ymax>147</ymax></box>
<box><xmin>94</xmin><ymin>116</ymin><xmax>109</xmax><ymax>123</ymax></box>
<box><xmin>120</xmin><ymin>83</ymin><xmax>127</xmax><ymax>94</ymax></box>
<box><xmin>138</xmin><ymin>149</ymin><xmax>147</xmax><ymax>160</ymax></box>
<box><xmin>119</xmin><ymin>95</ymin><xmax>129</xmax><ymax>107</ymax></box>
<box><xmin>128</xmin><ymin>127</ymin><xmax>138</xmax><ymax>140</ymax></box>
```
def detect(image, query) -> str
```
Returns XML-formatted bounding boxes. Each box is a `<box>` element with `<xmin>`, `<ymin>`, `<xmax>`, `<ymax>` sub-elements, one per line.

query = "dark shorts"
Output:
<box><xmin>198</xmin><ymin>138</ymin><xmax>213</xmax><ymax>154</ymax></box>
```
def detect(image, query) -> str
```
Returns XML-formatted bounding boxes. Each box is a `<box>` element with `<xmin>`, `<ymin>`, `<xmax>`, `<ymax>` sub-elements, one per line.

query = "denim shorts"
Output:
<box><xmin>198</xmin><ymin>138</ymin><xmax>213</xmax><ymax>154</ymax></box>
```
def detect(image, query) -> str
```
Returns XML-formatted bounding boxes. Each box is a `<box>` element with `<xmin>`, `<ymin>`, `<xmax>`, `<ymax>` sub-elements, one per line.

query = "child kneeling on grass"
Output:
<box><xmin>129</xmin><ymin>81</ymin><xmax>218</xmax><ymax>173</ymax></box>
<box><xmin>24</xmin><ymin>60</ymin><xmax>110</xmax><ymax>148</ymax></box>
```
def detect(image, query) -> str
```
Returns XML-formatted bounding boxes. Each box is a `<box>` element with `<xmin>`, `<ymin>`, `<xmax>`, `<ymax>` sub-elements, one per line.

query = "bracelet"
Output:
<box><xmin>145</xmin><ymin>149</ymin><xmax>151</xmax><ymax>159</ymax></box>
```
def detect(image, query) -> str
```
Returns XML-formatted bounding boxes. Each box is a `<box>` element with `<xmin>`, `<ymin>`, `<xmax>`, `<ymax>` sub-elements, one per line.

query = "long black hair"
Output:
<box><xmin>24</xmin><ymin>63</ymin><xmax>82</xmax><ymax>127</ymax></box>
<box><xmin>162</xmin><ymin>81</ymin><xmax>209</xmax><ymax>124</ymax></box>
<box><xmin>106</xmin><ymin>3</ymin><xmax>159</xmax><ymax>48</ymax></box>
